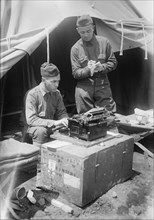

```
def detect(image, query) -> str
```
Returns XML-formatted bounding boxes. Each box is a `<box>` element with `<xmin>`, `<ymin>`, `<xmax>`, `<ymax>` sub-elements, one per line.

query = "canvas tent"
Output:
<box><xmin>0</xmin><ymin>0</ymin><xmax>153</xmax><ymax>133</ymax></box>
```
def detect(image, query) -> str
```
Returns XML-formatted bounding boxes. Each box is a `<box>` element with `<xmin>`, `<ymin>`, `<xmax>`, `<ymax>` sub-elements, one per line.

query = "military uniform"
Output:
<box><xmin>71</xmin><ymin>34</ymin><xmax>117</xmax><ymax>114</ymax></box>
<box><xmin>26</xmin><ymin>82</ymin><xmax>68</xmax><ymax>144</ymax></box>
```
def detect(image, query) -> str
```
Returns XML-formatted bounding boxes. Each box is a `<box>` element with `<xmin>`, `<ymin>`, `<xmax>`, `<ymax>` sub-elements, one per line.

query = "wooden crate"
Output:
<box><xmin>39</xmin><ymin>135</ymin><xmax>134</xmax><ymax>207</ymax></box>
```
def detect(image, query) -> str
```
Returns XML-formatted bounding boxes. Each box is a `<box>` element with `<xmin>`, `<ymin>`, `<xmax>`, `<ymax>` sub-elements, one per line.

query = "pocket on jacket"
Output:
<box><xmin>39</xmin><ymin>112</ymin><xmax>45</xmax><ymax>118</ymax></box>
<box><xmin>98</xmin><ymin>54</ymin><xmax>106</xmax><ymax>63</ymax></box>
<box><xmin>79</xmin><ymin>56</ymin><xmax>88</xmax><ymax>67</ymax></box>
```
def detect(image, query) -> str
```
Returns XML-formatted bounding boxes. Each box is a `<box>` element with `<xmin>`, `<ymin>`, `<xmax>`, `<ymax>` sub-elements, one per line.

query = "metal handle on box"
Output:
<box><xmin>95</xmin><ymin>164</ymin><xmax>100</xmax><ymax>168</ymax></box>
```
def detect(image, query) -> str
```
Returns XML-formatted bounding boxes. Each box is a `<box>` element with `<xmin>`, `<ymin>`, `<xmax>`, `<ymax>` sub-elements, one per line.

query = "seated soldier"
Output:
<box><xmin>25</xmin><ymin>62</ymin><xmax>68</xmax><ymax>148</ymax></box>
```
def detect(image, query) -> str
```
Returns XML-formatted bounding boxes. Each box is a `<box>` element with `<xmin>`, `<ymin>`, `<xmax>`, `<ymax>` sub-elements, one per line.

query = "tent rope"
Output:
<box><xmin>45</xmin><ymin>28</ymin><xmax>50</xmax><ymax>63</ymax></box>
<box><xmin>141</xmin><ymin>23</ymin><xmax>148</xmax><ymax>60</ymax></box>
<box><xmin>6</xmin><ymin>37</ymin><xmax>11</xmax><ymax>50</ymax></box>
<box><xmin>119</xmin><ymin>20</ymin><xmax>124</xmax><ymax>56</ymax></box>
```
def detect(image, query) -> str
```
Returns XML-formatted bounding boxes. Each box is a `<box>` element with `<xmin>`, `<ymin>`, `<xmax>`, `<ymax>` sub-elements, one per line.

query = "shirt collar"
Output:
<box><xmin>82</xmin><ymin>34</ymin><xmax>96</xmax><ymax>47</ymax></box>
<box><xmin>39</xmin><ymin>82</ymin><xmax>49</xmax><ymax>97</ymax></box>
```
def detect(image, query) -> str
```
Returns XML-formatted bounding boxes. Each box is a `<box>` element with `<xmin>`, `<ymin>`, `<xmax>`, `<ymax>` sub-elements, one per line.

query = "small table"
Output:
<box><xmin>115</xmin><ymin>113</ymin><xmax>154</xmax><ymax>169</ymax></box>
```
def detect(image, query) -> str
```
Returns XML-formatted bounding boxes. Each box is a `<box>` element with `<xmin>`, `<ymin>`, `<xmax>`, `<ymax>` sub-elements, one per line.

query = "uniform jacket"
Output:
<box><xmin>71</xmin><ymin>35</ymin><xmax>117</xmax><ymax>85</ymax></box>
<box><xmin>25</xmin><ymin>82</ymin><xmax>68</xmax><ymax>128</ymax></box>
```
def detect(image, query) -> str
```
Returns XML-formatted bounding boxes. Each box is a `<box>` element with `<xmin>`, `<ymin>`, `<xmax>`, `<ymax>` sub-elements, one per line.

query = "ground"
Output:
<box><xmin>6</xmin><ymin>150</ymin><xmax>153</xmax><ymax>220</ymax></box>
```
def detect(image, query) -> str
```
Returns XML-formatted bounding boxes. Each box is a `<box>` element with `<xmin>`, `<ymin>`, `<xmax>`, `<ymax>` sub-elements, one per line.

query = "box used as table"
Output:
<box><xmin>39</xmin><ymin>135</ymin><xmax>134</xmax><ymax>207</ymax></box>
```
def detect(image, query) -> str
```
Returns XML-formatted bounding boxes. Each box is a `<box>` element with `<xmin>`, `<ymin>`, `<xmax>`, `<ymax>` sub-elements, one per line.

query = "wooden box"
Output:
<box><xmin>40</xmin><ymin>135</ymin><xmax>134</xmax><ymax>207</ymax></box>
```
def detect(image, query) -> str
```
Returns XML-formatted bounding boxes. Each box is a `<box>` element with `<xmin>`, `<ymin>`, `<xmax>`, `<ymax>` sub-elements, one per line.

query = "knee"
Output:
<box><xmin>32</xmin><ymin>127</ymin><xmax>49</xmax><ymax>144</ymax></box>
<box><xmin>35</xmin><ymin>127</ymin><xmax>48</xmax><ymax>136</ymax></box>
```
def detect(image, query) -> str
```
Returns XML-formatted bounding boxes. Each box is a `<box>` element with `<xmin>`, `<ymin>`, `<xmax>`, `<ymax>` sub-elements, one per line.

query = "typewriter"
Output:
<box><xmin>68</xmin><ymin>107</ymin><xmax>110</xmax><ymax>141</ymax></box>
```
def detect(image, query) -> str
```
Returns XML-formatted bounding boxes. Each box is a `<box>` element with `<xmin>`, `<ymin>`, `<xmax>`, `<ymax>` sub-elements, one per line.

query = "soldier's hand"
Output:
<box><xmin>54</xmin><ymin>118</ymin><xmax>68</xmax><ymax>128</ymax></box>
<box><xmin>59</xmin><ymin>118</ymin><xmax>68</xmax><ymax>127</ymax></box>
<box><xmin>88</xmin><ymin>60</ymin><xmax>98</xmax><ymax>76</ymax></box>
<box><xmin>95</xmin><ymin>62</ymin><xmax>105</xmax><ymax>72</ymax></box>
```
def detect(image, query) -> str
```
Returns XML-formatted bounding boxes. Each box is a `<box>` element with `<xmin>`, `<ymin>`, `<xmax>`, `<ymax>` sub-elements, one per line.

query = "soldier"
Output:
<box><xmin>70</xmin><ymin>15</ymin><xmax>117</xmax><ymax>114</ymax></box>
<box><xmin>25</xmin><ymin>62</ymin><xmax>68</xmax><ymax>148</ymax></box>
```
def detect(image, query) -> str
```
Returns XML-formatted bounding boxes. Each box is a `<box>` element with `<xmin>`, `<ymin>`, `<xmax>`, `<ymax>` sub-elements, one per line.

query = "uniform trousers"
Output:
<box><xmin>75</xmin><ymin>78</ymin><xmax>116</xmax><ymax>114</ymax></box>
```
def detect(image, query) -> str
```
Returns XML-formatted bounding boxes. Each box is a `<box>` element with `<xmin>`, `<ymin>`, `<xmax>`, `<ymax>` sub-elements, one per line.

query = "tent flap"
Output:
<box><xmin>0</xmin><ymin>0</ymin><xmax>153</xmax><ymax>78</ymax></box>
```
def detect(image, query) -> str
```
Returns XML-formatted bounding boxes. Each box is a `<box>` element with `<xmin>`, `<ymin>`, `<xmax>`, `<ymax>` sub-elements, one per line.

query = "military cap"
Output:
<box><xmin>40</xmin><ymin>62</ymin><xmax>60</xmax><ymax>78</ymax></box>
<box><xmin>76</xmin><ymin>15</ymin><xmax>93</xmax><ymax>27</ymax></box>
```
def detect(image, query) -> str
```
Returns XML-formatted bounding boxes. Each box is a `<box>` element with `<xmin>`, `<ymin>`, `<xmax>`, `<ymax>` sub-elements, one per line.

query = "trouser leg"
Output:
<box><xmin>75</xmin><ymin>85</ymin><xmax>94</xmax><ymax>114</ymax></box>
<box><xmin>75</xmin><ymin>82</ymin><xmax>116</xmax><ymax>114</ymax></box>
<box><xmin>28</xmin><ymin>126</ymin><xmax>51</xmax><ymax>146</ymax></box>
<box><xmin>94</xmin><ymin>84</ymin><xmax>116</xmax><ymax>112</ymax></box>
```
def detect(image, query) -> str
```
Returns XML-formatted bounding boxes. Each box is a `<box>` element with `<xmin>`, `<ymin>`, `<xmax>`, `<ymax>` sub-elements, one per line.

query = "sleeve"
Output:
<box><xmin>70</xmin><ymin>46</ymin><xmax>91</xmax><ymax>80</ymax></box>
<box><xmin>25</xmin><ymin>91</ymin><xmax>55</xmax><ymax>127</ymax></box>
<box><xmin>54</xmin><ymin>91</ymin><xmax>68</xmax><ymax>120</ymax></box>
<box><xmin>101</xmin><ymin>40</ymin><xmax>117</xmax><ymax>74</ymax></box>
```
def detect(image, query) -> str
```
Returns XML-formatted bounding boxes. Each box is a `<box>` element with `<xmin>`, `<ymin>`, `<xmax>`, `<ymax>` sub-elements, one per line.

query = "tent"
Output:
<box><xmin>0</xmin><ymin>0</ymin><xmax>153</xmax><ymax>133</ymax></box>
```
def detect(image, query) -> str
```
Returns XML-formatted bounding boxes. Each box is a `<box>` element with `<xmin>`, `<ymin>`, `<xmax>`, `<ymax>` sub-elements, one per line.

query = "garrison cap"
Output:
<box><xmin>76</xmin><ymin>15</ymin><xmax>93</xmax><ymax>27</ymax></box>
<box><xmin>40</xmin><ymin>62</ymin><xmax>60</xmax><ymax>78</ymax></box>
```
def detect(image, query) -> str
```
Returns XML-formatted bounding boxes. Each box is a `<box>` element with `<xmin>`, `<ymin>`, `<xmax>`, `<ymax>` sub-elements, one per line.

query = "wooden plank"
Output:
<box><xmin>135</xmin><ymin>142</ymin><xmax>154</xmax><ymax>159</ymax></box>
<box><xmin>2</xmin><ymin>110</ymin><xmax>22</xmax><ymax>117</ymax></box>
<box><xmin>50</xmin><ymin>132</ymin><xmax>118</xmax><ymax>148</ymax></box>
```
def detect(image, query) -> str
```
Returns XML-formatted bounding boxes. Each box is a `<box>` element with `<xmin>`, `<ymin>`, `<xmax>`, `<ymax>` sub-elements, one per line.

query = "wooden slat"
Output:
<box><xmin>135</xmin><ymin>142</ymin><xmax>154</xmax><ymax>159</ymax></box>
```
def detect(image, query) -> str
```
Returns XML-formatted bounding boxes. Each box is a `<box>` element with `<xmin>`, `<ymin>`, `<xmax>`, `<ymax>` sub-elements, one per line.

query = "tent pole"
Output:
<box><xmin>120</xmin><ymin>20</ymin><xmax>124</xmax><ymax>56</ymax></box>
<box><xmin>46</xmin><ymin>28</ymin><xmax>50</xmax><ymax>63</ymax></box>
<box><xmin>141</xmin><ymin>23</ymin><xmax>148</xmax><ymax>60</ymax></box>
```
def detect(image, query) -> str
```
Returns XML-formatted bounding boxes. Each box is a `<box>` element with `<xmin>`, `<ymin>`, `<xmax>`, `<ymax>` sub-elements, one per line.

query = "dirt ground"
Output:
<box><xmin>6</xmin><ymin>150</ymin><xmax>153</xmax><ymax>220</ymax></box>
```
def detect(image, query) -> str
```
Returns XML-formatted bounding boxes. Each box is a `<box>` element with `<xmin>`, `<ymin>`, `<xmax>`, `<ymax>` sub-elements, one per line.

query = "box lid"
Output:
<box><xmin>42</xmin><ymin>140</ymin><xmax>73</xmax><ymax>152</ymax></box>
